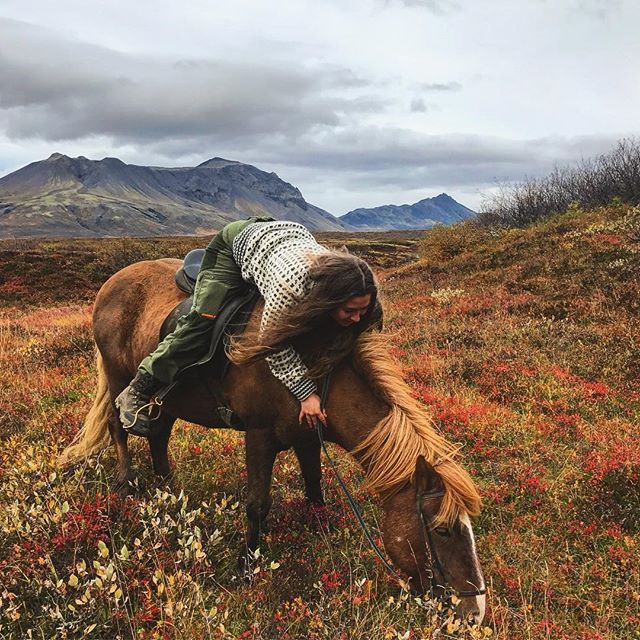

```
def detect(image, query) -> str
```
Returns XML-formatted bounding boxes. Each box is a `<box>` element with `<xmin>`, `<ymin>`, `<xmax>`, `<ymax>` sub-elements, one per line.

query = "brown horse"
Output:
<box><xmin>59</xmin><ymin>258</ymin><xmax>486</xmax><ymax>623</ymax></box>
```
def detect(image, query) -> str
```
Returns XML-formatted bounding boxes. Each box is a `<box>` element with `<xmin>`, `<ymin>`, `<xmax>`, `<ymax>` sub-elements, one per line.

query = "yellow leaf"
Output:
<box><xmin>68</xmin><ymin>574</ymin><xmax>79</xmax><ymax>588</ymax></box>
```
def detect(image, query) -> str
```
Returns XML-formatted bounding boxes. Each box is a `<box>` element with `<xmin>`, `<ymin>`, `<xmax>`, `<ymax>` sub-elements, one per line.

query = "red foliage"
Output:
<box><xmin>320</xmin><ymin>570</ymin><xmax>343</xmax><ymax>590</ymax></box>
<box><xmin>583</xmin><ymin>442</ymin><xmax>640</xmax><ymax>484</ymax></box>
<box><xmin>51</xmin><ymin>493</ymin><xmax>111</xmax><ymax>550</ymax></box>
<box><xmin>222</xmin><ymin>442</ymin><xmax>236</xmax><ymax>455</ymax></box>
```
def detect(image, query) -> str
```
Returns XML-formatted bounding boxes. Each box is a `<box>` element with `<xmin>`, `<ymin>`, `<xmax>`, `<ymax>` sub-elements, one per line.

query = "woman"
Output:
<box><xmin>116</xmin><ymin>216</ymin><xmax>379</xmax><ymax>436</ymax></box>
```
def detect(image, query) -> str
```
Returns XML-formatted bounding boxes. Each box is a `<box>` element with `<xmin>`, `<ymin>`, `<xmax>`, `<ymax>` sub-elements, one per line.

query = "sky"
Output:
<box><xmin>0</xmin><ymin>0</ymin><xmax>638</xmax><ymax>215</ymax></box>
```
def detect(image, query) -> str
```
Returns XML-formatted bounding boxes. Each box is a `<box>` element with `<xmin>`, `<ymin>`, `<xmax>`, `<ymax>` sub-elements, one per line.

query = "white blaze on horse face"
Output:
<box><xmin>461</xmin><ymin>513</ymin><xmax>486</xmax><ymax>624</ymax></box>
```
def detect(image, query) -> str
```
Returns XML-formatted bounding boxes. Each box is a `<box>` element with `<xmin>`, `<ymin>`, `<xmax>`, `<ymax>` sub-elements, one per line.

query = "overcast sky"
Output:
<box><xmin>1</xmin><ymin>1</ymin><xmax>638</xmax><ymax>214</ymax></box>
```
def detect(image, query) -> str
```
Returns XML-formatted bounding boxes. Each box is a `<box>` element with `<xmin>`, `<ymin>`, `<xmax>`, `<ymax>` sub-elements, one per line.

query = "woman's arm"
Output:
<box><xmin>261</xmin><ymin>297</ymin><xmax>327</xmax><ymax>428</ymax></box>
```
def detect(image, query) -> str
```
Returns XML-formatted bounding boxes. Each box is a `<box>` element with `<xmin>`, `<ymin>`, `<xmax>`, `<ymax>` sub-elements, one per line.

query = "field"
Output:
<box><xmin>0</xmin><ymin>206</ymin><xmax>639</xmax><ymax>639</ymax></box>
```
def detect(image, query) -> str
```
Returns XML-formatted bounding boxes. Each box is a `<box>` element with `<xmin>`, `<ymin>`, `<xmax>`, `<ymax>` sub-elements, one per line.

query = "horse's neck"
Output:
<box><xmin>324</xmin><ymin>363</ymin><xmax>414</xmax><ymax>514</ymax></box>
<box><xmin>324</xmin><ymin>363</ymin><xmax>389</xmax><ymax>462</ymax></box>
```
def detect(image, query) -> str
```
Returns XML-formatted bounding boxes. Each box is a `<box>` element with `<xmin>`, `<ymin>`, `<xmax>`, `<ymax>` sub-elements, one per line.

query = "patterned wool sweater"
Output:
<box><xmin>232</xmin><ymin>220</ymin><xmax>329</xmax><ymax>401</ymax></box>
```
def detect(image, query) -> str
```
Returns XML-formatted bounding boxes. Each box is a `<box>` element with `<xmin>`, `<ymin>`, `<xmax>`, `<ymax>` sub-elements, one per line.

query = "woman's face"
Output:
<box><xmin>330</xmin><ymin>293</ymin><xmax>372</xmax><ymax>327</ymax></box>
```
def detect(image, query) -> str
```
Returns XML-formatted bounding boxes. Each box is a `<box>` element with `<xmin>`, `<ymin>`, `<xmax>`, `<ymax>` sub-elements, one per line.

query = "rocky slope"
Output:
<box><xmin>0</xmin><ymin>153</ymin><xmax>347</xmax><ymax>238</ymax></box>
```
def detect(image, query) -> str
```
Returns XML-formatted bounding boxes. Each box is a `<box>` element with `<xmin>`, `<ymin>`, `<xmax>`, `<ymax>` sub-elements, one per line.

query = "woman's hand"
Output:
<box><xmin>299</xmin><ymin>393</ymin><xmax>328</xmax><ymax>430</ymax></box>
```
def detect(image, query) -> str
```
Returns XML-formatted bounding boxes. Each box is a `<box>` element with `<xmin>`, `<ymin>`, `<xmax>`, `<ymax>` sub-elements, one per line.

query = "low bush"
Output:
<box><xmin>479</xmin><ymin>138</ymin><xmax>640</xmax><ymax>227</ymax></box>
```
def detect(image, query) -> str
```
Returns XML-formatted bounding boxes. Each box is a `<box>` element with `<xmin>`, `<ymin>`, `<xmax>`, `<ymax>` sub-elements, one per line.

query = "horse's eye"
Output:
<box><xmin>434</xmin><ymin>526</ymin><xmax>451</xmax><ymax>537</ymax></box>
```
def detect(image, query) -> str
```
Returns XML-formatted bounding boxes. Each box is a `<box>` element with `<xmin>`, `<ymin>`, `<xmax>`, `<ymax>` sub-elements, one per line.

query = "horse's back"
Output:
<box><xmin>93</xmin><ymin>259</ymin><xmax>186</xmax><ymax>378</ymax></box>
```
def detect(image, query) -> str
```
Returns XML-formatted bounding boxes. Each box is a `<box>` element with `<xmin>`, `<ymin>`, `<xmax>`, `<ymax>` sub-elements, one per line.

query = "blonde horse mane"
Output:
<box><xmin>351</xmin><ymin>333</ymin><xmax>481</xmax><ymax>527</ymax></box>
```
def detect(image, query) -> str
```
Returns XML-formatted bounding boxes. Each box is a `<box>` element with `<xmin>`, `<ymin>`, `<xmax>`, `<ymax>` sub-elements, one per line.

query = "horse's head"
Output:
<box><xmin>382</xmin><ymin>456</ymin><xmax>486</xmax><ymax>625</ymax></box>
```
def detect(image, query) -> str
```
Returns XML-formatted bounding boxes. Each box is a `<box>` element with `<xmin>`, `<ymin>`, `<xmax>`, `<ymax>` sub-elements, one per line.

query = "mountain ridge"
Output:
<box><xmin>340</xmin><ymin>192</ymin><xmax>476</xmax><ymax>230</ymax></box>
<box><xmin>0</xmin><ymin>153</ymin><xmax>347</xmax><ymax>238</ymax></box>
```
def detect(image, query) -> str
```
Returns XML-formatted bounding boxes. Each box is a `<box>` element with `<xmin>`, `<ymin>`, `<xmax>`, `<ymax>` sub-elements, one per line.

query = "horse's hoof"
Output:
<box><xmin>237</xmin><ymin>549</ymin><xmax>254</xmax><ymax>581</ymax></box>
<box><xmin>306</xmin><ymin>494</ymin><xmax>326</xmax><ymax>507</ymax></box>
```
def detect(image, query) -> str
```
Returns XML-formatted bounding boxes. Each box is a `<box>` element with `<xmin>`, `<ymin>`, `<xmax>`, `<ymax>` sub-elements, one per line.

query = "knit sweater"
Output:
<box><xmin>232</xmin><ymin>221</ymin><xmax>330</xmax><ymax>401</ymax></box>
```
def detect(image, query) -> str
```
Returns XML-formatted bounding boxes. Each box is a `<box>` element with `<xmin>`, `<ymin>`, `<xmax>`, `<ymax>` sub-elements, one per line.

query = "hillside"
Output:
<box><xmin>0</xmin><ymin>153</ymin><xmax>348</xmax><ymax>238</ymax></box>
<box><xmin>341</xmin><ymin>193</ymin><xmax>475</xmax><ymax>230</ymax></box>
<box><xmin>0</xmin><ymin>203</ymin><xmax>638</xmax><ymax>639</ymax></box>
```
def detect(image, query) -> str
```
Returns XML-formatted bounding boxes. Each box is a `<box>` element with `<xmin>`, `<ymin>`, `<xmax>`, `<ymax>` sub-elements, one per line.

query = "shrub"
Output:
<box><xmin>418</xmin><ymin>219</ymin><xmax>493</xmax><ymax>262</ymax></box>
<box><xmin>479</xmin><ymin>138</ymin><xmax>640</xmax><ymax>227</ymax></box>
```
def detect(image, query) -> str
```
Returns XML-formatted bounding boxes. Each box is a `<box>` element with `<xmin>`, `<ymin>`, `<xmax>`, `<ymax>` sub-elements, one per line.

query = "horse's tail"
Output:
<box><xmin>58</xmin><ymin>349</ymin><xmax>112</xmax><ymax>467</ymax></box>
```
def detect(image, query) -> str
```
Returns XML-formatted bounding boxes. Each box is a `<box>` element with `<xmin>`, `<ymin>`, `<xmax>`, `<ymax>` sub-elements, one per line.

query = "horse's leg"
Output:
<box><xmin>107</xmin><ymin>408</ymin><xmax>136</xmax><ymax>496</ymax></box>
<box><xmin>239</xmin><ymin>429</ymin><xmax>278</xmax><ymax>571</ymax></box>
<box><xmin>293</xmin><ymin>440</ymin><xmax>325</xmax><ymax>506</ymax></box>
<box><xmin>147</xmin><ymin>413</ymin><xmax>176</xmax><ymax>479</ymax></box>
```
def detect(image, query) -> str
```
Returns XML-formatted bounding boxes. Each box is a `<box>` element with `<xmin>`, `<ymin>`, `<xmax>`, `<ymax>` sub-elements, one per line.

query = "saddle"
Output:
<box><xmin>174</xmin><ymin>248</ymin><xmax>206</xmax><ymax>294</ymax></box>
<box><xmin>156</xmin><ymin>249</ymin><xmax>259</xmax><ymax>430</ymax></box>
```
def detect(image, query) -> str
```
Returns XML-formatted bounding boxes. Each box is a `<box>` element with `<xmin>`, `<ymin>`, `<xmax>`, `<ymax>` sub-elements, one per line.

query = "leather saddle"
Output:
<box><xmin>174</xmin><ymin>248</ymin><xmax>206</xmax><ymax>294</ymax></box>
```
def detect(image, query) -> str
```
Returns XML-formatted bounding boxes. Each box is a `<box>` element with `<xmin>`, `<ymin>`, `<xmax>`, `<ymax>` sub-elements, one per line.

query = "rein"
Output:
<box><xmin>315</xmin><ymin>373</ymin><xmax>399</xmax><ymax>578</ymax></box>
<box><xmin>315</xmin><ymin>373</ymin><xmax>485</xmax><ymax>599</ymax></box>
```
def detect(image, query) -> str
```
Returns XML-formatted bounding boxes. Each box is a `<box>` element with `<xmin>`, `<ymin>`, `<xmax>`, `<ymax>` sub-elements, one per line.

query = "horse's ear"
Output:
<box><xmin>337</xmin><ymin>244</ymin><xmax>350</xmax><ymax>254</ymax></box>
<box><xmin>415</xmin><ymin>455</ymin><xmax>444</xmax><ymax>495</ymax></box>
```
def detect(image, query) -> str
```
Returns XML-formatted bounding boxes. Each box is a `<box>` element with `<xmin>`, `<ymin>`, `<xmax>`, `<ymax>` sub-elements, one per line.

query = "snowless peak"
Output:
<box><xmin>341</xmin><ymin>192</ymin><xmax>476</xmax><ymax>230</ymax></box>
<box><xmin>197</xmin><ymin>157</ymin><xmax>242</xmax><ymax>169</ymax></box>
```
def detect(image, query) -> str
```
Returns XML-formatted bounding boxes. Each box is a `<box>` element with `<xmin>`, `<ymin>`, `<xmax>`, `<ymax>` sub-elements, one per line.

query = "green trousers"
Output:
<box><xmin>139</xmin><ymin>216</ymin><xmax>272</xmax><ymax>384</ymax></box>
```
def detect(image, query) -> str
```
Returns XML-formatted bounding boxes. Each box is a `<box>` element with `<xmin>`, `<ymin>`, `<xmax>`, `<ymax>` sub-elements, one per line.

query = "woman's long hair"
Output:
<box><xmin>229</xmin><ymin>251</ymin><xmax>380</xmax><ymax>379</ymax></box>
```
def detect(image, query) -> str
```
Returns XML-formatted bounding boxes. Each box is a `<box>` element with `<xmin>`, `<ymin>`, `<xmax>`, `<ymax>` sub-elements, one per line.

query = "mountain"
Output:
<box><xmin>340</xmin><ymin>193</ymin><xmax>476</xmax><ymax>230</ymax></box>
<box><xmin>0</xmin><ymin>153</ymin><xmax>348</xmax><ymax>238</ymax></box>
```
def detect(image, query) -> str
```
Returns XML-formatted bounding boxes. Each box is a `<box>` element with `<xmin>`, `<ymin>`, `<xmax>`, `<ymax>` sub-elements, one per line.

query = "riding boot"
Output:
<box><xmin>115</xmin><ymin>370</ymin><xmax>164</xmax><ymax>437</ymax></box>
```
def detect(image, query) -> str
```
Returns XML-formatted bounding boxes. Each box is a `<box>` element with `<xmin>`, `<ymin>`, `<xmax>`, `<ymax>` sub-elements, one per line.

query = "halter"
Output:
<box><xmin>316</xmin><ymin>373</ymin><xmax>486</xmax><ymax>600</ymax></box>
<box><xmin>416</xmin><ymin>490</ymin><xmax>487</xmax><ymax>598</ymax></box>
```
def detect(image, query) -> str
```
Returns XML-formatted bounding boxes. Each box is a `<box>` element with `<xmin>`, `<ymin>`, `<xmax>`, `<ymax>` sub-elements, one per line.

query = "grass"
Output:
<box><xmin>0</xmin><ymin>206</ymin><xmax>638</xmax><ymax>638</ymax></box>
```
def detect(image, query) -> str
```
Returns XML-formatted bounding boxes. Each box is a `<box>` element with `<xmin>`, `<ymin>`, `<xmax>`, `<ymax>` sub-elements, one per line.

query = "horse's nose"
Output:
<box><xmin>454</xmin><ymin>593</ymin><xmax>486</xmax><ymax>625</ymax></box>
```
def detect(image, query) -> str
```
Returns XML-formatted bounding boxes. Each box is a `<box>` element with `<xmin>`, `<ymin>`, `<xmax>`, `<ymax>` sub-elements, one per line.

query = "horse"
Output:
<box><xmin>58</xmin><ymin>257</ymin><xmax>486</xmax><ymax>623</ymax></box>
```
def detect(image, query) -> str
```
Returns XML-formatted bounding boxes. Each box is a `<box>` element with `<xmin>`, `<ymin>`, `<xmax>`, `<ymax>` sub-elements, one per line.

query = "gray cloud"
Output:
<box><xmin>573</xmin><ymin>0</ymin><xmax>623</xmax><ymax>19</ymax></box>
<box><xmin>0</xmin><ymin>18</ymin><xmax>385</xmax><ymax>145</ymax></box>
<box><xmin>410</xmin><ymin>97</ymin><xmax>428</xmax><ymax>112</ymax></box>
<box><xmin>393</xmin><ymin>0</ymin><xmax>460</xmax><ymax>14</ymax></box>
<box><xmin>266</xmin><ymin>131</ymin><xmax>624</xmax><ymax>194</ymax></box>
<box><xmin>415</xmin><ymin>81</ymin><xmax>462</xmax><ymax>92</ymax></box>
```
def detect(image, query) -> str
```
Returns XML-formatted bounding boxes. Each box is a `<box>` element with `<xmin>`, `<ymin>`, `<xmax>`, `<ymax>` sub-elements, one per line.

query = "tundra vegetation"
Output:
<box><xmin>0</xmin><ymin>203</ymin><xmax>638</xmax><ymax>639</ymax></box>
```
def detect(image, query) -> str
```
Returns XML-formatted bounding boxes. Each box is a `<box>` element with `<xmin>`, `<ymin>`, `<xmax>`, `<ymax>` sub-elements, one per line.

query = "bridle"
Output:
<box><xmin>316</xmin><ymin>373</ymin><xmax>486</xmax><ymax>600</ymax></box>
<box><xmin>416</xmin><ymin>490</ymin><xmax>486</xmax><ymax>598</ymax></box>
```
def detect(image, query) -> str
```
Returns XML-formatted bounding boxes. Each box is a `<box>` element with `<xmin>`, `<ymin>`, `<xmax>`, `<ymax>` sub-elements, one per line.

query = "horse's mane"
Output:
<box><xmin>350</xmin><ymin>333</ymin><xmax>481</xmax><ymax>527</ymax></box>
